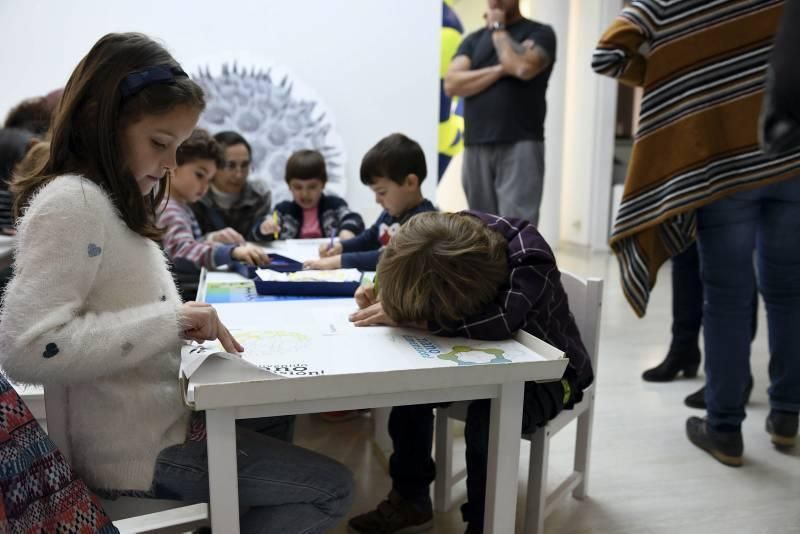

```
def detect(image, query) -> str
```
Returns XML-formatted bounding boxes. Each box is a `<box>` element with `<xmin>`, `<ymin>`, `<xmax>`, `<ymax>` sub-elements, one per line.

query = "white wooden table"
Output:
<box><xmin>188</xmin><ymin>267</ymin><xmax>568</xmax><ymax>534</ymax></box>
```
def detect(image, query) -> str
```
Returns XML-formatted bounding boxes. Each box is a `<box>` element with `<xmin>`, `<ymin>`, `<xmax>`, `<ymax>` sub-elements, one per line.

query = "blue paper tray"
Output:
<box><xmin>232</xmin><ymin>254</ymin><xmax>362</xmax><ymax>297</ymax></box>
<box><xmin>231</xmin><ymin>253</ymin><xmax>302</xmax><ymax>279</ymax></box>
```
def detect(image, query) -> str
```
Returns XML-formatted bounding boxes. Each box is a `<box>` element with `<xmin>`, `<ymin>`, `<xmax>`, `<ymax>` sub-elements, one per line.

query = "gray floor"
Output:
<box><xmin>294</xmin><ymin>249</ymin><xmax>800</xmax><ymax>534</ymax></box>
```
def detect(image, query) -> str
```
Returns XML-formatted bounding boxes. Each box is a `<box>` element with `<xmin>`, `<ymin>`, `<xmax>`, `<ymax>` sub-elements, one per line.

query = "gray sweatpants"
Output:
<box><xmin>462</xmin><ymin>139</ymin><xmax>545</xmax><ymax>226</ymax></box>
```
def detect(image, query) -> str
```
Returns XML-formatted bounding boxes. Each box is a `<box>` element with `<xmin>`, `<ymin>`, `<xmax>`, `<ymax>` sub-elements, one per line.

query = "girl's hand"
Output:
<box><xmin>337</xmin><ymin>229</ymin><xmax>356</xmax><ymax>240</ymax></box>
<box><xmin>179</xmin><ymin>302</ymin><xmax>244</xmax><ymax>354</ymax></box>
<box><xmin>232</xmin><ymin>244</ymin><xmax>271</xmax><ymax>266</ymax></box>
<box><xmin>209</xmin><ymin>227</ymin><xmax>244</xmax><ymax>244</ymax></box>
<box><xmin>319</xmin><ymin>242</ymin><xmax>343</xmax><ymax>257</ymax></box>
<box><xmin>303</xmin><ymin>255</ymin><xmax>342</xmax><ymax>270</ymax></box>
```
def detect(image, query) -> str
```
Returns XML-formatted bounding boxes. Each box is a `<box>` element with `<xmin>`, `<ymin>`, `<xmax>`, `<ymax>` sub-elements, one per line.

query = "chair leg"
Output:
<box><xmin>572</xmin><ymin>397</ymin><xmax>595</xmax><ymax>499</ymax></box>
<box><xmin>433</xmin><ymin>408</ymin><xmax>454</xmax><ymax>513</ymax></box>
<box><xmin>524</xmin><ymin>427</ymin><xmax>550</xmax><ymax>534</ymax></box>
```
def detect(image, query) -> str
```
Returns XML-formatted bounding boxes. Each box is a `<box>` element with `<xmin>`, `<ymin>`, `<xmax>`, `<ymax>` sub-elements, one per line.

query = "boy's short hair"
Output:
<box><xmin>377</xmin><ymin>212</ymin><xmax>508</xmax><ymax>325</ymax></box>
<box><xmin>285</xmin><ymin>149</ymin><xmax>327</xmax><ymax>183</ymax></box>
<box><xmin>177</xmin><ymin>129</ymin><xmax>225</xmax><ymax>168</ymax></box>
<box><xmin>360</xmin><ymin>133</ymin><xmax>427</xmax><ymax>186</ymax></box>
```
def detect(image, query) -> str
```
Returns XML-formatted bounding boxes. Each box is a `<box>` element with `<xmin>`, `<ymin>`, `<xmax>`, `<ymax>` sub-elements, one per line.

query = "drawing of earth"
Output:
<box><xmin>438</xmin><ymin>345</ymin><xmax>511</xmax><ymax>366</ymax></box>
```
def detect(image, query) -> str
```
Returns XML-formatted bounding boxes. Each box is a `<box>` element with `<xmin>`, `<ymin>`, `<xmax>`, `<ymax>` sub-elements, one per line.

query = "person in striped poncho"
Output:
<box><xmin>593</xmin><ymin>0</ymin><xmax>800</xmax><ymax>466</ymax></box>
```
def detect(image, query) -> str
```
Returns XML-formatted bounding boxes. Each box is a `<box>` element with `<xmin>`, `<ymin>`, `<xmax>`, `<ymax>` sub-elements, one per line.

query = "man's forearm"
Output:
<box><xmin>492</xmin><ymin>30</ymin><xmax>544</xmax><ymax>80</ymax></box>
<box><xmin>444</xmin><ymin>64</ymin><xmax>505</xmax><ymax>98</ymax></box>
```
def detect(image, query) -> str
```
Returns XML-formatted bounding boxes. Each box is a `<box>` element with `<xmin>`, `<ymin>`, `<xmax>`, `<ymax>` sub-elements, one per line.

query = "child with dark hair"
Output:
<box><xmin>3</xmin><ymin>92</ymin><xmax>60</xmax><ymax>137</ymax></box>
<box><xmin>305</xmin><ymin>133</ymin><xmax>436</xmax><ymax>271</ymax></box>
<box><xmin>256</xmin><ymin>149</ymin><xmax>364</xmax><ymax>241</ymax></box>
<box><xmin>348</xmin><ymin>211</ymin><xmax>594</xmax><ymax>534</ymax></box>
<box><xmin>159</xmin><ymin>128</ymin><xmax>269</xmax><ymax>273</ymax></box>
<box><xmin>191</xmin><ymin>130</ymin><xmax>273</xmax><ymax>242</ymax></box>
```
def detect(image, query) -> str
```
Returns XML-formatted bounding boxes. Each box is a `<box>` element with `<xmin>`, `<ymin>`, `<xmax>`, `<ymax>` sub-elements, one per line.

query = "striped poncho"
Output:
<box><xmin>592</xmin><ymin>0</ymin><xmax>800</xmax><ymax>316</ymax></box>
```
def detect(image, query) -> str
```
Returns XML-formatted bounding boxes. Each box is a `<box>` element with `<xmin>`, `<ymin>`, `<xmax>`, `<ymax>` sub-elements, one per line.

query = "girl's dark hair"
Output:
<box><xmin>177</xmin><ymin>129</ymin><xmax>225</xmax><ymax>168</ymax></box>
<box><xmin>0</xmin><ymin>128</ymin><xmax>36</xmax><ymax>186</ymax></box>
<box><xmin>213</xmin><ymin>131</ymin><xmax>252</xmax><ymax>157</ymax></box>
<box><xmin>285</xmin><ymin>149</ymin><xmax>327</xmax><ymax>183</ymax></box>
<box><xmin>12</xmin><ymin>32</ymin><xmax>205</xmax><ymax>240</ymax></box>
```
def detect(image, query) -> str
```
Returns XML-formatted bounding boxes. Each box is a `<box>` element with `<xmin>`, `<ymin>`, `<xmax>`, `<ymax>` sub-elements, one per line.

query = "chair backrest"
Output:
<box><xmin>43</xmin><ymin>384</ymin><xmax>73</xmax><ymax>462</ymax></box>
<box><xmin>559</xmin><ymin>271</ymin><xmax>603</xmax><ymax>375</ymax></box>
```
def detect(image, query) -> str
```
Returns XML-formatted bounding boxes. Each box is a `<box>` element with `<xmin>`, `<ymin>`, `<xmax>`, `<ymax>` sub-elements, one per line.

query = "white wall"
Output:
<box><xmin>0</xmin><ymin>0</ymin><xmax>441</xmax><ymax>222</ymax></box>
<box><xmin>559</xmin><ymin>0</ymin><xmax>618</xmax><ymax>249</ymax></box>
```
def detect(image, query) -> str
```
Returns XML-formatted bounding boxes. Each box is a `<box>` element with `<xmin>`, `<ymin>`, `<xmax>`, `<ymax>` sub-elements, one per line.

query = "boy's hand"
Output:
<box><xmin>179</xmin><ymin>302</ymin><xmax>244</xmax><ymax>354</ymax></box>
<box><xmin>259</xmin><ymin>217</ymin><xmax>280</xmax><ymax>238</ymax></box>
<box><xmin>209</xmin><ymin>227</ymin><xmax>244</xmax><ymax>244</ymax></box>
<box><xmin>303</xmin><ymin>255</ymin><xmax>342</xmax><ymax>270</ymax></box>
<box><xmin>232</xmin><ymin>244</ymin><xmax>271</xmax><ymax>266</ymax></box>
<box><xmin>338</xmin><ymin>229</ymin><xmax>356</xmax><ymax>240</ymax></box>
<box><xmin>354</xmin><ymin>283</ymin><xmax>378</xmax><ymax>309</ymax></box>
<box><xmin>349</xmin><ymin>302</ymin><xmax>398</xmax><ymax>327</ymax></box>
<box><xmin>319</xmin><ymin>242</ymin><xmax>343</xmax><ymax>257</ymax></box>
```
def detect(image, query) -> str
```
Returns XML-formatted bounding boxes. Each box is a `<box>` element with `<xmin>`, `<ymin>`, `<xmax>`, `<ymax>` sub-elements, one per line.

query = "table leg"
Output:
<box><xmin>484</xmin><ymin>381</ymin><xmax>524</xmax><ymax>533</ymax></box>
<box><xmin>206</xmin><ymin>408</ymin><xmax>240</xmax><ymax>533</ymax></box>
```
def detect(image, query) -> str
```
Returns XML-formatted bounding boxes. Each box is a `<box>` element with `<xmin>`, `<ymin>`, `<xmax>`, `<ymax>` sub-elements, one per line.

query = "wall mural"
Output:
<box><xmin>194</xmin><ymin>63</ymin><xmax>346</xmax><ymax>203</ymax></box>
<box><xmin>439</xmin><ymin>0</ymin><xmax>465</xmax><ymax>180</ymax></box>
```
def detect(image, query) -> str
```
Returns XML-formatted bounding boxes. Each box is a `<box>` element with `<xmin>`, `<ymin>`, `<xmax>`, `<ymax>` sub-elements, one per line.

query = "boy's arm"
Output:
<box><xmin>161</xmin><ymin>208</ymin><xmax>234</xmax><ymax>269</ymax></box>
<box><xmin>340</xmin><ymin>219</ymin><xmax>381</xmax><ymax>253</ymax></box>
<box><xmin>335</xmin><ymin>202</ymin><xmax>365</xmax><ymax>235</ymax></box>
<box><xmin>247</xmin><ymin>189</ymin><xmax>274</xmax><ymax>242</ymax></box>
<box><xmin>591</xmin><ymin>7</ymin><xmax>654</xmax><ymax>86</ymax></box>
<box><xmin>341</xmin><ymin>250</ymin><xmax>380</xmax><ymax>271</ymax></box>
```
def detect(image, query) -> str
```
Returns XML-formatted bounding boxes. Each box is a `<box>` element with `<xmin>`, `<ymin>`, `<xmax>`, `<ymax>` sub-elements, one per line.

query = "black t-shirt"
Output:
<box><xmin>456</xmin><ymin>19</ymin><xmax>556</xmax><ymax>145</ymax></box>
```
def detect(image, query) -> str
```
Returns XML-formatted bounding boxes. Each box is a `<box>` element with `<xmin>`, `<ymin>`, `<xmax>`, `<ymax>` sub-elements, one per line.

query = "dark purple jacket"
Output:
<box><xmin>429</xmin><ymin>211</ymin><xmax>594</xmax><ymax>396</ymax></box>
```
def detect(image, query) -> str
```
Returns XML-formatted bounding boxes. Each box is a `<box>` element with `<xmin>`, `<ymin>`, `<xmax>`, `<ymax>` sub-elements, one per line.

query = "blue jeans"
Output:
<box><xmin>697</xmin><ymin>176</ymin><xmax>800</xmax><ymax>427</ymax></box>
<box><xmin>151</xmin><ymin>424</ymin><xmax>353</xmax><ymax>533</ymax></box>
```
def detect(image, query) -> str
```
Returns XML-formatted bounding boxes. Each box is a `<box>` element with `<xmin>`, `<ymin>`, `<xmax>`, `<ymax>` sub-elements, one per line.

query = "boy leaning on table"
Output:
<box><xmin>347</xmin><ymin>210</ymin><xmax>594</xmax><ymax>534</ymax></box>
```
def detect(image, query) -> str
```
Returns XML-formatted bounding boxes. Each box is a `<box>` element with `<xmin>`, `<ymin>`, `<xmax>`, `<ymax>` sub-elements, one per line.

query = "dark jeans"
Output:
<box><xmin>671</xmin><ymin>242</ymin><xmax>758</xmax><ymax>352</ymax></box>
<box><xmin>388</xmin><ymin>380</ymin><xmax>565</xmax><ymax>528</ymax></box>
<box><xmin>697</xmin><ymin>177</ymin><xmax>800</xmax><ymax>427</ymax></box>
<box><xmin>151</xmin><ymin>425</ymin><xmax>353</xmax><ymax>533</ymax></box>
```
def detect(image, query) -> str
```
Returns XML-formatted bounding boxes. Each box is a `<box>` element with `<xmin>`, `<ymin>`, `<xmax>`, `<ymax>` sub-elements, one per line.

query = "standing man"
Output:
<box><xmin>445</xmin><ymin>0</ymin><xmax>556</xmax><ymax>226</ymax></box>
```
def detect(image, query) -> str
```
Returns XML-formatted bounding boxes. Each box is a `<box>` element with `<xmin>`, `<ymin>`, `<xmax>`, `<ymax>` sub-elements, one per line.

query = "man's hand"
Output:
<box><xmin>485</xmin><ymin>8</ymin><xmax>506</xmax><ymax>27</ymax></box>
<box><xmin>303</xmin><ymin>255</ymin><xmax>342</xmax><ymax>270</ymax></box>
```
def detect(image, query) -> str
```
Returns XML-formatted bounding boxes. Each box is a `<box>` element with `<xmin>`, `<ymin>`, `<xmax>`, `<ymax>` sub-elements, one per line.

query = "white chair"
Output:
<box><xmin>43</xmin><ymin>386</ymin><xmax>209</xmax><ymax>534</ymax></box>
<box><xmin>433</xmin><ymin>271</ymin><xmax>603</xmax><ymax>534</ymax></box>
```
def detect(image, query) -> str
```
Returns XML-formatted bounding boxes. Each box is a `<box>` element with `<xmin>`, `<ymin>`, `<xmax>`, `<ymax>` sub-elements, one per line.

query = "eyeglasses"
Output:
<box><xmin>224</xmin><ymin>161</ymin><xmax>251</xmax><ymax>172</ymax></box>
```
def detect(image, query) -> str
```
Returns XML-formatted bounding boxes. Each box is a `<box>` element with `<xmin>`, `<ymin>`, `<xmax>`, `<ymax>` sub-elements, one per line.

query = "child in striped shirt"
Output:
<box><xmin>159</xmin><ymin>129</ymin><xmax>268</xmax><ymax>273</ymax></box>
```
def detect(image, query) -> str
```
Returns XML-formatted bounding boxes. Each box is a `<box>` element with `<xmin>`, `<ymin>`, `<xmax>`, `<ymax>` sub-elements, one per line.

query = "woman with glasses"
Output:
<box><xmin>191</xmin><ymin>130</ymin><xmax>273</xmax><ymax>242</ymax></box>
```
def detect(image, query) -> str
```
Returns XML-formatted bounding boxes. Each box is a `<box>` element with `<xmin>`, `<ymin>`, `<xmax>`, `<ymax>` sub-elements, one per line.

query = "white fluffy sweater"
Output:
<box><xmin>0</xmin><ymin>175</ymin><xmax>190</xmax><ymax>491</ymax></box>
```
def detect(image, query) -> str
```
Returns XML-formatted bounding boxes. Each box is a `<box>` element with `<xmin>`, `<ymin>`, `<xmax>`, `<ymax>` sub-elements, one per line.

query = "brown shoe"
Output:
<box><xmin>348</xmin><ymin>491</ymin><xmax>434</xmax><ymax>533</ymax></box>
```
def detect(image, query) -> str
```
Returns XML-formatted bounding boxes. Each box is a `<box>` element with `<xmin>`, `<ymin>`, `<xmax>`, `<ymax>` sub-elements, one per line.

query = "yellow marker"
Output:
<box><xmin>272</xmin><ymin>211</ymin><xmax>279</xmax><ymax>240</ymax></box>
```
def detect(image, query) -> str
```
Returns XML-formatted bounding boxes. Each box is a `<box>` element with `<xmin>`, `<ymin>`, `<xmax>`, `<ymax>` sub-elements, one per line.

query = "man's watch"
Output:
<box><xmin>489</xmin><ymin>21</ymin><xmax>505</xmax><ymax>32</ymax></box>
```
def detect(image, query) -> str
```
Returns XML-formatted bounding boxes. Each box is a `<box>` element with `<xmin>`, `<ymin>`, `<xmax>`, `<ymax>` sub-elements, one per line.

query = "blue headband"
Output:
<box><xmin>119</xmin><ymin>65</ymin><xmax>188</xmax><ymax>100</ymax></box>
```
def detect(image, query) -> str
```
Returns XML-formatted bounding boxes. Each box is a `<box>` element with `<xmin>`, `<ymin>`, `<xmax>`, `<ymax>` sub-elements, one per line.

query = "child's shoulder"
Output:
<box><xmin>27</xmin><ymin>175</ymin><xmax>115</xmax><ymax>217</ymax></box>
